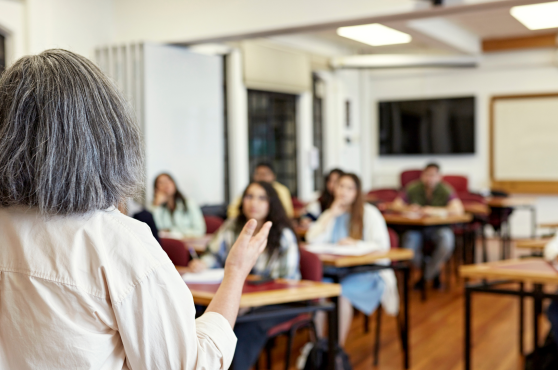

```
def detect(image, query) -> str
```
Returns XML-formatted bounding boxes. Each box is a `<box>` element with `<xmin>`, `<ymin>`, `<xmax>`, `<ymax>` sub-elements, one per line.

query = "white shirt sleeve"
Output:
<box><xmin>306</xmin><ymin>210</ymin><xmax>335</xmax><ymax>244</ymax></box>
<box><xmin>357</xmin><ymin>204</ymin><xmax>391</xmax><ymax>253</ymax></box>
<box><xmin>112</xmin><ymin>261</ymin><xmax>237</xmax><ymax>370</ymax></box>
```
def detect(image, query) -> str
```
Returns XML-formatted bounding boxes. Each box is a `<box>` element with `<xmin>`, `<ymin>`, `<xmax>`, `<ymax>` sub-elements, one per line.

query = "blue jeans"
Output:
<box><xmin>402</xmin><ymin>227</ymin><xmax>455</xmax><ymax>281</ymax></box>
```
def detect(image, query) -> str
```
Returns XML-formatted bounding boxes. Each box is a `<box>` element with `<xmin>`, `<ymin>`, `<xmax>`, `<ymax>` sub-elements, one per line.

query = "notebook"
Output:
<box><xmin>182</xmin><ymin>268</ymin><xmax>225</xmax><ymax>284</ymax></box>
<box><xmin>304</xmin><ymin>243</ymin><xmax>377</xmax><ymax>256</ymax></box>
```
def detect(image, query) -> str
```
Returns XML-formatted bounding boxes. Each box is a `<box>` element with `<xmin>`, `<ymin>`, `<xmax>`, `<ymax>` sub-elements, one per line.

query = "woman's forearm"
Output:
<box><xmin>205</xmin><ymin>273</ymin><xmax>245</xmax><ymax>328</ymax></box>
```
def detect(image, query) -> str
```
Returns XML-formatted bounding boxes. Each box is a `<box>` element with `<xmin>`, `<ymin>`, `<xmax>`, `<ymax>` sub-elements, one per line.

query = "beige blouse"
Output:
<box><xmin>0</xmin><ymin>206</ymin><xmax>236</xmax><ymax>370</ymax></box>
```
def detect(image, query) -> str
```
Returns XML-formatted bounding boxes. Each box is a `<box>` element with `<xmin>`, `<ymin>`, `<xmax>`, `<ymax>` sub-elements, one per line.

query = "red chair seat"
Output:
<box><xmin>160</xmin><ymin>238</ymin><xmax>190</xmax><ymax>266</ymax></box>
<box><xmin>266</xmin><ymin>313</ymin><xmax>312</xmax><ymax>337</ymax></box>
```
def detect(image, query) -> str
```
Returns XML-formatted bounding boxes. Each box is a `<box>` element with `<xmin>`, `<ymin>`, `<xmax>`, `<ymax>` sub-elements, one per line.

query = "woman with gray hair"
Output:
<box><xmin>0</xmin><ymin>49</ymin><xmax>271</xmax><ymax>370</ymax></box>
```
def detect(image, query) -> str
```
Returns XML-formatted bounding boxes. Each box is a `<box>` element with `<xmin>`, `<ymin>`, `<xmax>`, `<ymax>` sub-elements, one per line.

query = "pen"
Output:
<box><xmin>187</xmin><ymin>246</ymin><xmax>199</xmax><ymax>259</ymax></box>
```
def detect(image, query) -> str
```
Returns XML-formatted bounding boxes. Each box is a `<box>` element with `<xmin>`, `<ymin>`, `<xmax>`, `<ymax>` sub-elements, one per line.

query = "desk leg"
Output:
<box><xmin>532</xmin><ymin>284</ymin><xmax>543</xmax><ymax>368</ymax></box>
<box><xmin>402</xmin><ymin>265</ymin><xmax>410</xmax><ymax>369</ymax></box>
<box><xmin>519</xmin><ymin>282</ymin><xmax>524</xmax><ymax>355</ymax></box>
<box><xmin>464</xmin><ymin>286</ymin><xmax>472</xmax><ymax>370</ymax></box>
<box><xmin>481</xmin><ymin>223</ymin><xmax>488</xmax><ymax>263</ymax></box>
<box><xmin>327</xmin><ymin>293</ymin><xmax>339</xmax><ymax>370</ymax></box>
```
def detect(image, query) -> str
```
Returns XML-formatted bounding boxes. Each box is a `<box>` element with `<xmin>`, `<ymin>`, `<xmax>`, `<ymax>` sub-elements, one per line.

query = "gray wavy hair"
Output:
<box><xmin>0</xmin><ymin>49</ymin><xmax>144</xmax><ymax>215</ymax></box>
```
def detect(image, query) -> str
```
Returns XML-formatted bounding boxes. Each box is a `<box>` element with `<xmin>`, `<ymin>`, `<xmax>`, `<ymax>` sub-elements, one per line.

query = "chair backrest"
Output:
<box><xmin>160</xmin><ymin>238</ymin><xmax>190</xmax><ymax>266</ymax></box>
<box><xmin>457</xmin><ymin>191</ymin><xmax>486</xmax><ymax>204</ymax></box>
<box><xmin>442</xmin><ymin>175</ymin><xmax>469</xmax><ymax>193</ymax></box>
<box><xmin>367</xmin><ymin>188</ymin><xmax>399</xmax><ymax>203</ymax></box>
<box><xmin>299</xmin><ymin>248</ymin><xmax>323</xmax><ymax>282</ymax></box>
<box><xmin>400</xmin><ymin>170</ymin><xmax>422</xmax><ymax>188</ymax></box>
<box><xmin>388</xmin><ymin>228</ymin><xmax>399</xmax><ymax>249</ymax></box>
<box><xmin>204</xmin><ymin>215</ymin><xmax>224</xmax><ymax>234</ymax></box>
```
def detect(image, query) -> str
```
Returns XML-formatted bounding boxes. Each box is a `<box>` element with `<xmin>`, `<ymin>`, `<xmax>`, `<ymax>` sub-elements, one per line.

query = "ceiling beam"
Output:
<box><xmin>483</xmin><ymin>33</ymin><xmax>558</xmax><ymax>52</ymax></box>
<box><xmin>407</xmin><ymin>17</ymin><xmax>481</xmax><ymax>54</ymax></box>
<box><xmin>331</xmin><ymin>54</ymin><xmax>479</xmax><ymax>68</ymax></box>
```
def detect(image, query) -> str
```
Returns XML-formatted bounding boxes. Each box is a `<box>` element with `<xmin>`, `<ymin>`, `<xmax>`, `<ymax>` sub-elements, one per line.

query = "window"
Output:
<box><xmin>312</xmin><ymin>75</ymin><xmax>325</xmax><ymax>191</ymax></box>
<box><xmin>247</xmin><ymin>90</ymin><xmax>298</xmax><ymax>196</ymax></box>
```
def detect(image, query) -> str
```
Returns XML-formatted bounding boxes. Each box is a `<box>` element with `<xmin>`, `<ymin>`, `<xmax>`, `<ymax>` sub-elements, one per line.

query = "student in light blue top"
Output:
<box><xmin>152</xmin><ymin>173</ymin><xmax>206</xmax><ymax>237</ymax></box>
<box><xmin>307</xmin><ymin>173</ymin><xmax>398</xmax><ymax>345</ymax></box>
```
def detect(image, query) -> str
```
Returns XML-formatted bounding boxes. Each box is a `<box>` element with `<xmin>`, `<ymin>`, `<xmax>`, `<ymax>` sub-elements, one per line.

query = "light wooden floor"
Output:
<box><xmin>262</xmin><ymin>238</ymin><xmax>554</xmax><ymax>370</ymax></box>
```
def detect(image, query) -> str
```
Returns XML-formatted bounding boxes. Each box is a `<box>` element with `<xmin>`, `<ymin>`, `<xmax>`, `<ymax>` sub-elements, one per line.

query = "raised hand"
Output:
<box><xmin>224</xmin><ymin>219</ymin><xmax>272</xmax><ymax>280</ymax></box>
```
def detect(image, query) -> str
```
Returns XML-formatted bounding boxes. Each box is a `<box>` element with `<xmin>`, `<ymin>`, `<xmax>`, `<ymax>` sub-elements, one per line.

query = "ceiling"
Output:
<box><xmin>274</xmin><ymin>2</ymin><xmax>558</xmax><ymax>56</ymax></box>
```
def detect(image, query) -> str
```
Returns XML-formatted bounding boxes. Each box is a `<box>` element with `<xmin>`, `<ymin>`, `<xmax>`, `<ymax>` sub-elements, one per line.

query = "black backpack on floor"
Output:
<box><xmin>302</xmin><ymin>339</ymin><xmax>352</xmax><ymax>370</ymax></box>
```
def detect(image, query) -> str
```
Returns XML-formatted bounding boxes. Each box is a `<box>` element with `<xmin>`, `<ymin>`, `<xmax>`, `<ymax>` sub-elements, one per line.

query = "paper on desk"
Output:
<box><xmin>304</xmin><ymin>243</ymin><xmax>376</xmax><ymax>256</ymax></box>
<box><xmin>182</xmin><ymin>268</ymin><xmax>225</xmax><ymax>284</ymax></box>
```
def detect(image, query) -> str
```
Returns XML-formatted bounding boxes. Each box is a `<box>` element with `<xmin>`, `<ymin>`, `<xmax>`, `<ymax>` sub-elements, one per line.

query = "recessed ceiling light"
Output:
<box><xmin>337</xmin><ymin>24</ymin><xmax>412</xmax><ymax>46</ymax></box>
<box><xmin>511</xmin><ymin>1</ymin><xmax>558</xmax><ymax>30</ymax></box>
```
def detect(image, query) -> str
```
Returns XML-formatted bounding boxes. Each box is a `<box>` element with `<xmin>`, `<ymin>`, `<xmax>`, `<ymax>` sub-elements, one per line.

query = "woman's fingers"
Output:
<box><xmin>236</xmin><ymin>219</ymin><xmax>258</xmax><ymax>247</ymax></box>
<box><xmin>249</xmin><ymin>221</ymin><xmax>272</xmax><ymax>250</ymax></box>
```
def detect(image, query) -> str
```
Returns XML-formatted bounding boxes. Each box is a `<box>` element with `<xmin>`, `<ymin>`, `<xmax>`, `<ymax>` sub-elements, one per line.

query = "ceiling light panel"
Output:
<box><xmin>337</xmin><ymin>24</ymin><xmax>412</xmax><ymax>46</ymax></box>
<box><xmin>511</xmin><ymin>1</ymin><xmax>558</xmax><ymax>30</ymax></box>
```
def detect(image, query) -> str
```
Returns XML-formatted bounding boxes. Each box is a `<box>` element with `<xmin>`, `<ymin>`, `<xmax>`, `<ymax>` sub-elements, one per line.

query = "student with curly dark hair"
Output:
<box><xmin>188</xmin><ymin>181</ymin><xmax>300</xmax><ymax>370</ymax></box>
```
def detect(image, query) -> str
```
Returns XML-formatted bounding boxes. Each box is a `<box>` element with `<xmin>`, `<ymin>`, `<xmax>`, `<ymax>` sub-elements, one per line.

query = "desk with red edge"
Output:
<box><xmin>308</xmin><ymin>248</ymin><xmax>414</xmax><ymax>369</ymax></box>
<box><xmin>460</xmin><ymin>259</ymin><xmax>558</xmax><ymax>370</ymax></box>
<box><xmin>176</xmin><ymin>267</ymin><xmax>341</xmax><ymax>370</ymax></box>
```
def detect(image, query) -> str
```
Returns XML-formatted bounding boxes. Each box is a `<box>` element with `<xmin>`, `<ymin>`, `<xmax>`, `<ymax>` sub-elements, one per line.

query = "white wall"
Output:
<box><xmin>143</xmin><ymin>43</ymin><xmax>225</xmax><ymax>206</ymax></box>
<box><xmin>26</xmin><ymin>0</ymin><xmax>113</xmax><ymax>59</ymax></box>
<box><xmin>357</xmin><ymin>48</ymin><xmax>558</xmax><ymax>237</ymax></box>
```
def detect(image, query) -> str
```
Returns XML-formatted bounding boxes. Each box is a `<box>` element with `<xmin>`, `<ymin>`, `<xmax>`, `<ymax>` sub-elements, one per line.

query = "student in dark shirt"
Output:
<box><xmin>392</xmin><ymin>163</ymin><xmax>464</xmax><ymax>288</ymax></box>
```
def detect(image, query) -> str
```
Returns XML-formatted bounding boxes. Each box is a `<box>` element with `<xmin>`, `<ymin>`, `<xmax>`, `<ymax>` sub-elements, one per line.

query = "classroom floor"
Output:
<box><xmin>260</xmin><ymin>238</ymin><xmax>553</xmax><ymax>370</ymax></box>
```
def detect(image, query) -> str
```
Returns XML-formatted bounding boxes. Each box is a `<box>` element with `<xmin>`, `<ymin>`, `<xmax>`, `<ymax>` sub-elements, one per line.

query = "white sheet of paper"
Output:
<box><xmin>182</xmin><ymin>268</ymin><xmax>225</xmax><ymax>284</ymax></box>
<box><xmin>304</xmin><ymin>243</ymin><xmax>376</xmax><ymax>256</ymax></box>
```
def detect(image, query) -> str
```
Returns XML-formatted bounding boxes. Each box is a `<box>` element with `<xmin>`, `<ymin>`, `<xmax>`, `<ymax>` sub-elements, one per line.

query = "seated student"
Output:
<box><xmin>391</xmin><ymin>163</ymin><xmax>464</xmax><ymax>289</ymax></box>
<box><xmin>228</xmin><ymin>162</ymin><xmax>294</xmax><ymax>219</ymax></box>
<box><xmin>188</xmin><ymin>181</ymin><xmax>300</xmax><ymax>370</ymax></box>
<box><xmin>306</xmin><ymin>168</ymin><xmax>344</xmax><ymax>220</ymax></box>
<box><xmin>545</xmin><ymin>235</ymin><xmax>558</xmax><ymax>347</ymax></box>
<box><xmin>152</xmin><ymin>173</ymin><xmax>206</xmax><ymax>237</ymax></box>
<box><xmin>306</xmin><ymin>173</ymin><xmax>398</xmax><ymax>344</ymax></box>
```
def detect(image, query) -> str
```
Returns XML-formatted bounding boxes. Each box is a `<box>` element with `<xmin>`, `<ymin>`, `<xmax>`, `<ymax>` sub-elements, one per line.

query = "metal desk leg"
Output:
<box><xmin>532</xmin><ymin>284</ymin><xmax>543</xmax><ymax>368</ymax></box>
<box><xmin>464</xmin><ymin>286</ymin><xmax>472</xmax><ymax>370</ymax></box>
<box><xmin>481</xmin><ymin>223</ymin><xmax>488</xmax><ymax>263</ymax></box>
<box><xmin>519</xmin><ymin>282</ymin><xmax>524</xmax><ymax>354</ymax></box>
<box><xmin>403</xmin><ymin>265</ymin><xmax>410</xmax><ymax>369</ymax></box>
<box><xmin>328</xmin><ymin>296</ymin><xmax>339</xmax><ymax>370</ymax></box>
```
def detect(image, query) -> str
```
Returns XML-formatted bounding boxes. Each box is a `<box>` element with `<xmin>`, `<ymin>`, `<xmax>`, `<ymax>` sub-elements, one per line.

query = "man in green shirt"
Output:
<box><xmin>392</xmin><ymin>163</ymin><xmax>464</xmax><ymax>289</ymax></box>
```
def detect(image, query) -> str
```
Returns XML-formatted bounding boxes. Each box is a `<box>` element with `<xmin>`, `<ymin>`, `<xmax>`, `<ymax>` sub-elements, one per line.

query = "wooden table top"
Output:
<box><xmin>383</xmin><ymin>213</ymin><xmax>473</xmax><ymax>226</ymax></box>
<box><xmin>183</xmin><ymin>234</ymin><xmax>213</xmax><ymax>253</ymax></box>
<box><xmin>459</xmin><ymin>258</ymin><xmax>558</xmax><ymax>285</ymax></box>
<box><xmin>175</xmin><ymin>268</ymin><xmax>341</xmax><ymax>307</ymax></box>
<box><xmin>515</xmin><ymin>238</ymin><xmax>551</xmax><ymax>250</ymax></box>
<box><xmin>315</xmin><ymin>248</ymin><xmax>414</xmax><ymax>268</ymax></box>
<box><xmin>539</xmin><ymin>222</ymin><xmax>558</xmax><ymax>229</ymax></box>
<box><xmin>486</xmin><ymin>197</ymin><xmax>537</xmax><ymax>208</ymax></box>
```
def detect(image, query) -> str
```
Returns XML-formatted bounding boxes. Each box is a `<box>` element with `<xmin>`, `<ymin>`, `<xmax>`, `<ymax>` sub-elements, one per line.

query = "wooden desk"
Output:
<box><xmin>383</xmin><ymin>213</ymin><xmax>472</xmax><ymax>226</ymax></box>
<box><xmin>183</xmin><ymin>234</ymin><xmax>213</xmax><ymax>253</ymax></box>
<box><xmin>515</xmin><ymin>238</ymin><xmax>550</xmax><ymax>252</ymax></box>
<box><xmin>539</xmin><ymin>222</ymin><xmax>558</xmax><ymax>229</ymax></box>
<box><xmin>177</xmin><ymin>269</ymin><xmax>341</xmax><ymax>370</ymax></box>
<box><xmin>317</xmin><ymin>248</ymin><xmax>414</xmax><ymax>268</ymax></box>
<box><xmin>184</xmin><ymin>278</ymin><xmax>340</xmax><ymax>308</ymax></box>
<box><xmin>310</xmin><ymin>248</ymin><xmax>413</xmax><ymax>369</ymax></box>
<box><xmin>486</xmin><ymin>197</ymin><xmax>537</xmax><ymax>208</ymax></box>
<box><xmin>460</xmin><ymin>258</ymin><xmax>558</xmax><ymax>370</ymax></box>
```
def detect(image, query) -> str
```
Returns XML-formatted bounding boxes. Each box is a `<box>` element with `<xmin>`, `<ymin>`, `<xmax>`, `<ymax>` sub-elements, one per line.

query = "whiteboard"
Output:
<box><xmin>492</xmin><ymin>94</ymin><xmax>558</xmax><ymax>187</ymax></box>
